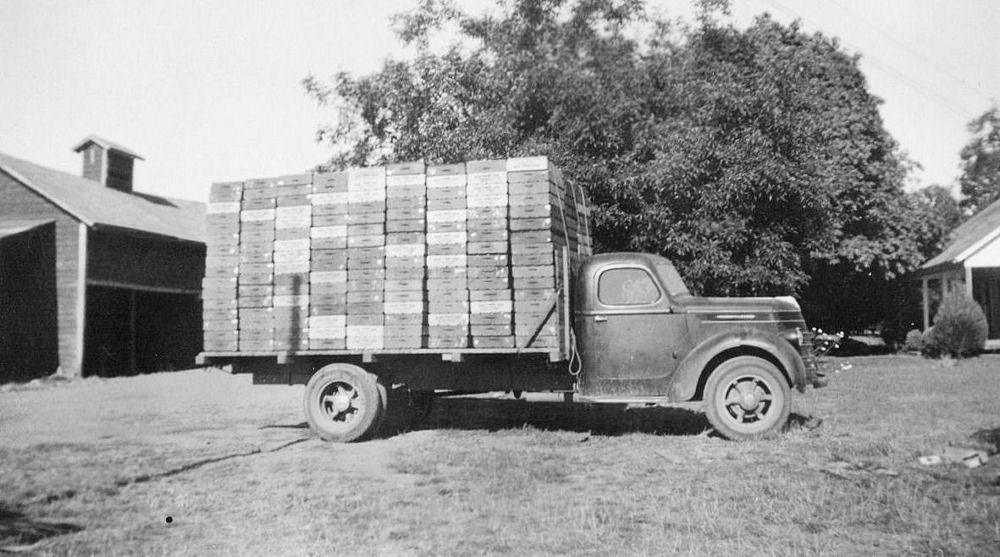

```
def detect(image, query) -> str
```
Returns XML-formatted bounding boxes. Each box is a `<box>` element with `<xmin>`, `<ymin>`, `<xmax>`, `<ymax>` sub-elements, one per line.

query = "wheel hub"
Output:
<box><xmin>321</xmin><ymin>384</ymin><xmax>358</xmax><ymax>423</ymax></box>
<box><xmin>739</xmin><ymin>391</ymin><xmax>759</xmax><ymax>411</ymax></box>
<box><xmin>331</xmin><ymin>389</ymin><xmax>353</xmax><ymax>414</ymax></box>
<box><xmin>724</xmin><ymin>376</ymin><xmax>774</xmax><ymax>422</ymax></box>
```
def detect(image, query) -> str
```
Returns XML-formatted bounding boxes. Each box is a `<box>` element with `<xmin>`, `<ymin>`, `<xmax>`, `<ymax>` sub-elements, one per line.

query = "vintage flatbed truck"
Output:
<box><xmin>197</xmin><ymin>159</ymin><xmax>825</xmax><ymax>442</ymax></box>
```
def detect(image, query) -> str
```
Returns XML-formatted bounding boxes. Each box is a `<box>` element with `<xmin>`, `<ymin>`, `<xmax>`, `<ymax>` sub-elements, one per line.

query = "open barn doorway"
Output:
<box><xmin>83</xmin><ymin>285</ymin><xmax>202</xmax><ymax>377</ymax></box>
<box><xmin>0</xmin><ymin>221</ymin><xmax>58</xmax><ymax>382</ymax></box>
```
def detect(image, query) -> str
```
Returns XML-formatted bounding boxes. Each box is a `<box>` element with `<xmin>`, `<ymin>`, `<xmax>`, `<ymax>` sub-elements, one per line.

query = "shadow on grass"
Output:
<box><xmin>422</xmin><ymin>398</ymin><xmax>713</xmax><ymax>436</ymax></box>
<box><xmin>27</xmin><ymin>438</ymin><xmax>314</xmax><ymax>509</ymax></box>
<box><xmin>260</xmin><ymin>423</ymin><xmax>308</xmax><ymax>430</ymax></box>
<box><xmin>828</xmin><ymin>337</ymin><xmax>894</xmax><ymax>357</ymax></box>
<box><xmin>787</xmin><ymin>412</ymin><xmax>823</xmax><ymax>432</ymax></box>
<box><xmin>0</xmin><ymin>503</ymin><xmax>83</xmax><ymax>550</ymax></box>
<box><xmin>113</xmin><ymin>438</ymin><xmax>311</xmax><ymax>489</ymax></box>
<box><xmin>264</xmin><ymin>402</ymin><xmax>822</xmax><ymax>439</ymax></box>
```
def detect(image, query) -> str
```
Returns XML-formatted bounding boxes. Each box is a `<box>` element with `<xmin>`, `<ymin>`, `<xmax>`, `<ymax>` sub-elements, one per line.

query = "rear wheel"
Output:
<box><xmin>704</xmin><ymin>356</ymin><xmax>790</xmax><ymax>440</ymax></box>
<box><xmin>303</xmin><ymin>364</ymin><xmax>383</xmax><ymax>442</ymax></box>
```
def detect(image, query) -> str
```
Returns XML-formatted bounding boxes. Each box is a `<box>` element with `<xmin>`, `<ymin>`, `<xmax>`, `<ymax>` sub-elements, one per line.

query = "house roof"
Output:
<box><xmin>72</xmin><ymin>135</ymin><xmax>145</xmax><ymax>160</ymax></box>
<box><xmin>920</xmin><ymin>196</ymin><xmax>1000</xmax><ymax>273</ymax></box>
<box><xmin>0</xmin><ymin>151</ymin><xmax>204</xmax><ymax>244</ymax></box>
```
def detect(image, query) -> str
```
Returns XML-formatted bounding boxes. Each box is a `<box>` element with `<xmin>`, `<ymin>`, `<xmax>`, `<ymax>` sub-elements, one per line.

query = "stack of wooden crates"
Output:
<box><xmin>202</xmin><ymin>157</ymin><xmax>592</xmax><ymax>355</ymax></box>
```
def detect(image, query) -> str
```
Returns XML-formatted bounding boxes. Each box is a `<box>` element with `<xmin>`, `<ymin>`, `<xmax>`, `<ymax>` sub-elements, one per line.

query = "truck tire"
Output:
<box><xmin>303</xmin><ymin>364</ymin><xmax>383</xmax><ymax>442</ymax></box>
<box><xmin>704</xmin><ymin>356</ymin><xmax>790</xmax><ymax>440</ymax></box>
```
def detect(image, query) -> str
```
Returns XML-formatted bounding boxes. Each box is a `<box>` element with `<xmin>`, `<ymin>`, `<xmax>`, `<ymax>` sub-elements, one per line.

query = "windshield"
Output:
<box><xmin>655</xmin><ymin>263</ymin><xmax>691</xmax><ymax>298</ymax></box>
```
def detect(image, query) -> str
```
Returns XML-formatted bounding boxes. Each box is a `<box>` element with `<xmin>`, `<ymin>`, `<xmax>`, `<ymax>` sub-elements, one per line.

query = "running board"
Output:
<box><xmin>572</xmin><ymin>395</ymin><xmax>669</xmax><ymax>405</ymax></box>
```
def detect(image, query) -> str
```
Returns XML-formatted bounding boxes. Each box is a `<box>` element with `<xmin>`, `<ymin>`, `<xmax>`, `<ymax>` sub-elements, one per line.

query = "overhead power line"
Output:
<box><xmin>757</xmin><ymin>0</ymin><xmax>981</xmax><ymax>119</ymax></box>
<box><xmin>824</xmin><ymin>0</ymin><xmax>991</xmax><ymax>107</ymax></box>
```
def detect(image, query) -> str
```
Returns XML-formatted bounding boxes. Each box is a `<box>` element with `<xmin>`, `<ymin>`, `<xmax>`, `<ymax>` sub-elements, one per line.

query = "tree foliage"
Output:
<box><xmin>305</xmin><ymin>0</ymin><xmax>951</xmax><ymax>331</ymax></box>
<box><xmin>905</xmin><ymin>185</ymin><xmax>963</xmax><ymax>259</ymax></box>
<box><xmin>959</xmin><ymin>104</ymin><xmax>1000</xmax><ymax>215</ymax></box>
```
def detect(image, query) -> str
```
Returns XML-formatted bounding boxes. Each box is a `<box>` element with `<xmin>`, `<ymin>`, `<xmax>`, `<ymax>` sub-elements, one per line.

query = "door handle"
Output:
<box><xmin>594</xmin><ymin>315</ymin><xmax>608</xmax><ymax>323</ymax></box>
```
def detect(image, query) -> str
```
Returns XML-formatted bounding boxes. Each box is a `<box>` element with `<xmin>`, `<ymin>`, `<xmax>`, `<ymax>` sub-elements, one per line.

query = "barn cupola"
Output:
<box><xmin>72</xmin><ymin>135</ymin><xmax>144</xmax><ymax>194</ymax></box>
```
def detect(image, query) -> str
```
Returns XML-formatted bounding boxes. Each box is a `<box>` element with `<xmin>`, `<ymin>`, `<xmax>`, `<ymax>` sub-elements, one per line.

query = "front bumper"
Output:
<box><xmin>807</xmin><ymin>359</ymin><xmax>829</xmax><ymax>388</ymax></box>
<box><xmin>801</xmin><ymin>332</ymin><xmax>829</xmax><ymax>388</ymax></box>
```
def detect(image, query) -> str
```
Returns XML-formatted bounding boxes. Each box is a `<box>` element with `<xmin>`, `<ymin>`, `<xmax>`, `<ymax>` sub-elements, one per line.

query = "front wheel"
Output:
<box><xmin>303</xmin><ymin>364</ymin><xmax>383</xmax><ymax>442</ymax></box>
<box><xmin>704</xmin><ymin>356</ymin><xmax>790</xmax><ymax>440</ymax></box>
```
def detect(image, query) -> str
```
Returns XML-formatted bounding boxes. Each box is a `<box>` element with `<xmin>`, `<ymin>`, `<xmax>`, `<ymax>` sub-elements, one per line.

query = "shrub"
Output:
<box><xmin>921</xmin><ymin>326</ymin><xmax>934</xmax><ymax>347</ymax></box>
<box><xmin>903</xmin><ymin>329</ymin><xmax>924</xmax><ymax>352</ymax></box>
<box><xmin>923</xmin><ymin>292</ymin><xmax>988</xmax><ymax>358</ymax></box>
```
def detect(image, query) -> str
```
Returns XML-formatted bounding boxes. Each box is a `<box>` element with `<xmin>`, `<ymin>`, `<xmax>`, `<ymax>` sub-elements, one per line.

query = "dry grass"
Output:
<box><xmin>1</xmin><ymin>355</ymin><xmax>998</xmax><ymax>555</ymax></box>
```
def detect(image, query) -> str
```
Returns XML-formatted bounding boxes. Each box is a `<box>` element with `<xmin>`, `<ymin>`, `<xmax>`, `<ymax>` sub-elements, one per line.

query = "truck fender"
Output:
<box><xmin>666</xmin><ymin>328</ymin><xmax>806</xmax><ymax>402</ymax></box>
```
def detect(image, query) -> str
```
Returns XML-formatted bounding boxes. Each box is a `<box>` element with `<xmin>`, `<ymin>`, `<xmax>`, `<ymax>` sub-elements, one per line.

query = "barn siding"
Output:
<box><xmin>0</xmin><ymin>171</ymin><xmax>84</xmax><ymax>376</ymax></box>
<box><xmin>105</xmin><ymin>152</ymin><xmax>134</xmax><ymax>193</ymax></box>
<box><xmin>82</xmin><ymin>145</ymin><xmax>103</xmax><ymax>183</ymax></box>
<box><xmin>87</xmin><ymin>229</ymin><xmax>205</xmax><ymax>292</ymax></box>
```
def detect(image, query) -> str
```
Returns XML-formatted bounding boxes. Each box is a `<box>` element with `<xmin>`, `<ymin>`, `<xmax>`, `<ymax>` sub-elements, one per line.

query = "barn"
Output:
<box><xmin>0</xmin><ymin>136</ymin><xmax>206</xmax><ymax>381</ymax></box>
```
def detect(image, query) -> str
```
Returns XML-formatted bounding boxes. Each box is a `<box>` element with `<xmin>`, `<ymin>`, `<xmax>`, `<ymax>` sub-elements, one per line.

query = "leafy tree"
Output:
<box><xmin>638</xmin><ymin>16</ymin><xmax>917</xmax><ymax>302</ymax></box>
<box><xmin>305</xmin><ymin>0</ymin><xmax>935</xmax><ymax>331</ymax></box>
<box><xmin>906</xmin><ymin>185</ymin><xmax>963</xmax><ymax>259</ymax></box>
<box><xmin>959</xmin><ymin>105</ymin><xmax>1000</xmax><ymax>215</ymax></box>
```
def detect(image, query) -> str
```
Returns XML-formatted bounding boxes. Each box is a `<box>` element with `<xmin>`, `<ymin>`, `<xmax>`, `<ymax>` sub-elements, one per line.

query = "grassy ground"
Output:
<box><xmin>0</xmin><ymin>355</ymin><xmax>998</xmax><ymax>555</ymax></box>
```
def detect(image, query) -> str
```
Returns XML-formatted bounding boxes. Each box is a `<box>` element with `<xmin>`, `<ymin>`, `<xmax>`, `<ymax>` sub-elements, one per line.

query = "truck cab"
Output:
<box><xmin>573</xmin><ymin>252</ymin><xmax>824</xmax><ymax>439</ymax></box>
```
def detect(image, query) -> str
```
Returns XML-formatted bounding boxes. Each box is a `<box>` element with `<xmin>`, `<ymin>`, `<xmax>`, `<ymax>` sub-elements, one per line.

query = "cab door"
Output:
<box><xmin>575</xmin><ymin>264</ymin><xmax>689</xmax><ymax>397</ymax></box>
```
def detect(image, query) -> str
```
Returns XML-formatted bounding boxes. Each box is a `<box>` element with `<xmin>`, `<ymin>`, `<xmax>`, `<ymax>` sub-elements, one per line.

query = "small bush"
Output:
<box><xmin>921</xmin><ymin>326</ymin><xmax>934</xmax><ymax>347</ymax></box>
<box><xmin>903</xmin><ymin>329</ymin><xmax>924</xmax><ymax>352</ymax></box>
<box><xmin>923</xmin><ymin>292</ymin><xmax>988</xmax><ymax>358</ymax></box>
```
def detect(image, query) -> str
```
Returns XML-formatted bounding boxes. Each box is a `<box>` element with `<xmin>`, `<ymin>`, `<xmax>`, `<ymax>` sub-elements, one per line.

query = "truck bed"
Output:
<box><xmin>199</xmin><ymin>157</ymin><xmax>589</xmax><ymax>368</ymax></box>
<box><xmin>199</xmin><ymin>346</ymin><xmax>565</xmax><ymax>363</ymax></box>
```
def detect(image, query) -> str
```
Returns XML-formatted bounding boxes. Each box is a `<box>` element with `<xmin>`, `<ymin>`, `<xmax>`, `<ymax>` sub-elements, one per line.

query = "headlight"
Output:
<box><xmin>783</xmin><ymin>328</ymin><xmax>803</xmax><ymax>347</ymax></box>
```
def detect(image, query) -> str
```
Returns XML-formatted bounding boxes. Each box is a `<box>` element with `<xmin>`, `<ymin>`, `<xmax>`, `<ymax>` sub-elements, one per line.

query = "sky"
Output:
<box><xmin>0</xmin><ymin>0</ymin><xmax>997</xmax><ymax>203</ymax></box>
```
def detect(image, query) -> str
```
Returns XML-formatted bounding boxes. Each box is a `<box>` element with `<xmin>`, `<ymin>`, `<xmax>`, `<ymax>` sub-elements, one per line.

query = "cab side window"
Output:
<box><xmin>598</xmin><ymin>268</ymin><xmax>661</xmax><ymax>306</ymax></box>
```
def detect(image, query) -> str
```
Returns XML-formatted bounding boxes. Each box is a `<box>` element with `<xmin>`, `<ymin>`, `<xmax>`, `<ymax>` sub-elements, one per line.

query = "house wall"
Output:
<box><xmin>972</xmin><ymin>268</ymin><xmax>1000</xmax><ymax>341</ymax></box>
<box><xmin>966</xmin><ymin>233</ymin><xmax>1000</xmax><ymax>268</ymax></box>
<box><xmin>960</xmin><ymin>231</ymin><xmax>1000</xmax><ymax>342</ymax></box>
<box><xmin>0</xmin><ymin>172</ymin><xmax>84</xmax><ymax>376</ymax></box>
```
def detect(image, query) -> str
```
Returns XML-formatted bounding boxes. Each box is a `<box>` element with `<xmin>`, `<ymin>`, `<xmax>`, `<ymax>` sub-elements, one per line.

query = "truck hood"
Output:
<box><xmin>680</xmin><ymin>296</ymin><xmax>806</xmax><ymax>326</ymax></box>
<box><xmin>682</xmin><ymin>295</ymin><xmax>801</xmax><ymax>314</ymax></box>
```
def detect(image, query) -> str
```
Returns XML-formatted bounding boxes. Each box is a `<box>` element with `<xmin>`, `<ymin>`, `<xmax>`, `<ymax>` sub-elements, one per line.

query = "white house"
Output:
<box><xmin>914</xmin><ymin>197</ymin><xmax>1000</xmax><ymax>349</ymax></box>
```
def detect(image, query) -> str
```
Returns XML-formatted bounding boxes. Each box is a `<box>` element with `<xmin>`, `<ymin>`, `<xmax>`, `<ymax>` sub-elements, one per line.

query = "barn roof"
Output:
<box><xmin>0</xmin><ymin>150</ymin><xmax>204</xmax><ymax>244</ymax></box>
<box><xmin>72</xmin><ymin>135</ymin><xmax>145</xmax><ymax>160</ymax></box>
<box><xmin>919</xmin><ymin>196</ymin><xmax>1000</xmax><ymax>274</ymax></box>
